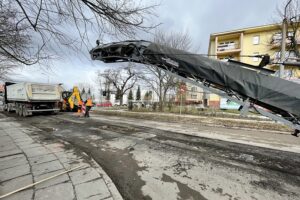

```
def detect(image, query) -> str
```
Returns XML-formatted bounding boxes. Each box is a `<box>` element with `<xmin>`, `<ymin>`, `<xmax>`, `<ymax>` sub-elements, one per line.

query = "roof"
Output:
<box><xmin>210</xmin><ymin>23</ymin><xmax>281</xmax><ymax>39</ymax></box>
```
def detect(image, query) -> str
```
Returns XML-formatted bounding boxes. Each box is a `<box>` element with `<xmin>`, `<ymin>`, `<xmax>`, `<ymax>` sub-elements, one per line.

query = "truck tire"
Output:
<box><xmin>17</xmin><ymin>104</ymin><xmax>23</xmax><ymax>116</ymax></box>
<box><xmin>15</xmin><ymin>104</ymin><xmax>19</xmax><ymax>115</ymax></box>
<box><xmin>3</xmin><ymin>104</ymin><xmax>7</xmax><ymax>112</ymax></box>
<box><xmin>22</xmin><ymin>106</ymin><xmax>28</xmax><ymax>117</ymax></box>
<box><xmin>7</xmin><ymin>104</ymin><xmax>12</xmax><ymax>113</ymax></box>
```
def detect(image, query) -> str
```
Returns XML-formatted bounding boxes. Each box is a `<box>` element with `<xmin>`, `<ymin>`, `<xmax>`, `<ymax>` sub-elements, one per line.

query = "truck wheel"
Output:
<box><xmin>7</xmin><ymin>104</ymin><xmax>11</xmax><ymax>113</ymax></box>
<box><xmin>3</xmin><ymin>104</ymin><xmax>7</xmax><ymax>112</ymax></box>
<box><xmin>18</xmin><ymin>105</ymin><xmax>23</xmax><ymax>116</ymax></box>
<box><xmin>22</xmin><ymin>106</ymin><xmax>28</xmax><ymax>117</ymax></box>
<box><xmin>15</xmin><ymin>104</ymin><xmax>19</xmax><ymax>115</ymax></box>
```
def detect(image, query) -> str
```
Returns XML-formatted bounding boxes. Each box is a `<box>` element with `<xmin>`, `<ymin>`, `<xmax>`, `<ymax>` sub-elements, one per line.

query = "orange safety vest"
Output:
<box><xmin>86</xmin><ymin>99</ymin><xmax>93</xmax><ymax>107</ymax></box>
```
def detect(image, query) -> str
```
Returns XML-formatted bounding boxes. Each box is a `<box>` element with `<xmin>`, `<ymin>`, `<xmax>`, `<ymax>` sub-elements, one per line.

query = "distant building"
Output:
<box><xmin>207</xmin><ymin>23</ymin><xmax>300</xmax><ymax>108</ymax></box>
<box><xmin>175</xmin><ymin>83</ymin><xmax>207</xmax><ymax>105</ymax></box>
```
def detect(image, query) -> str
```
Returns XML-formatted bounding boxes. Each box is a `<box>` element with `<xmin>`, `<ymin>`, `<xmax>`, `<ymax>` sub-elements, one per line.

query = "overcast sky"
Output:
<box><xmin>12</xmin><ymin>0</ymin><xmax>284</xmax><ymax>91</ymax></box>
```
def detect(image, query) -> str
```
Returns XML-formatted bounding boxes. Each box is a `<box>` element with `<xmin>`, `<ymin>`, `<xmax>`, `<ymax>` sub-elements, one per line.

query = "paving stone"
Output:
<box><xmin>0</xmin><ymin>164</ymin><xmax>30</xmax><ymax>182</ymax></box>
<box><xmin>4</xmin><ymin>122</ymin><xmax>22</xmax><ymax>128</ymax></box>
<box><xmin>0</xmin><ymin>132</ymin><xmax>8</xmax><ymax>137</ymax></box>
<box><xmin>88</xmin><ymin>196</ymin><xmax>113</xmax><ymax>200</ymax></box>
<box><xmin>32</xmin><ymin>160</ymin><xmax>64</xmax><ymax>176</ymax></box>
<box><xmin>45</xmin><ymin>143</ymin><xmax>66</xmax><ymax>153</ymax></box>
<box><xmin>23</xmin><ymin>146</ymin><xmax>51</xmax><ymax>158</ymax></box>
<box><xmin>2</xmin><ymin>188</ymin><xmax>33</xmax><ymax>200</ymax></box>
<box><xmin>55</xmin><ymin>151</ymin><xmax>83</xmax><ymax>162</ymax></box>
<box><xmin>61</xmin><ymin>159</ymin><xmax>88</xmax><ymax>169</ymax></box>
<box><xmin>102</xmin><ymin>197</ymin><xmax>113</xmax><ymax>200</ymax></box>
<box><xmin>0</xmin><ymin>154</ymin><xmax>24</xmax><ymax>162</ymax></box>
<box><xmin>34</xmin><ymin>169</ymin><xmax>70</xmax><ymax>190</ymax></box>
<box><xmin>20</xmin><ymin>143</ymin><xmax>43</xmax><ymax>150</ymax></box>
<box><xmin>75</xmin><ymin>178</ymin><xmax>111</xmax><ymax>200</ymax></box>
<box><xmin>55</xmin><ymin>151</ymin><xmax>80</xmax><ymax>160</ymax></box>
<box><xmin>14</xmin><ymin>138</ymin><xmax>34</xmax><ymax>144</ymax></box>
<box><xmin>35</xmin><ymin>182</ymin><xmax>75</xmax><ymax>200</ymax></box>
<box><xmin>69</xmin><ymin>167</ymin><xmax>101</xmax><ymax>185</ymax></box>
<box><xmin>14</xmin><ymin>140</ymin><xmax>34</xmax><ymax>147</ymax></box>
<box><xmin>28</xmin><ymin>153</ymin><xmax>57</xmax><ymax>165</ymax></box>
<box><xmin>0</xmin><ymin>174</ymin><xmax>32</xmax><ymax>194</ymax></box>
<box><xmin>0</xmin><ymin>149</ymin><xmax>22</xmax><ymax>158</ymax></box>
<box><xmin>0</xmin><ymin>142</ymin><xmax>17</xmax><ymax>152</ymax></box>
<box><xmin>0</xmin><ymin>136</ymin><xmax>13</xmax><ymax>144</ymax></box>
<box><xmin>8</xmin><ymin>133</ymin><xmax>28</xmax><ymax>140</ymax></box>
<box><xmin>0</xmin><ymin>155</ymin><xmax>27</xmax><ymax>170</ymax></box>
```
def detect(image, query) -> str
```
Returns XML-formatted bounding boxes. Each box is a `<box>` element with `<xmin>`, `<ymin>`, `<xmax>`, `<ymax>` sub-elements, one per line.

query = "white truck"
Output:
<box><xmin>3</xmin><ymin>82</ymin><xmax>62</xmax><ymax>117</ymax></box>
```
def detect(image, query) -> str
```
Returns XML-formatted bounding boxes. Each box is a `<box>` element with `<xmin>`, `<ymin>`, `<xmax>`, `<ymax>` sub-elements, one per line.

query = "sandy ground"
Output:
<box><xmin>6</xmin><ymin>111</ymin><xmax>300</xmax><ymax>200</ymax></box>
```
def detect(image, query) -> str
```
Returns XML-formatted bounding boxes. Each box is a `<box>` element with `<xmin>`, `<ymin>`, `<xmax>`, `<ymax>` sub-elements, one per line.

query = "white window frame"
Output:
<box><xmin>253</xmin><ymin>35</ymin><xmax>260</xmax><ymax>45</ymax></box>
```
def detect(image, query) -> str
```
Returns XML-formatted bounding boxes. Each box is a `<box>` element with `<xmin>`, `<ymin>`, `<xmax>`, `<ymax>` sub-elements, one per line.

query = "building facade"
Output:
<box><xmin>175</xmin><ymin>82</ymin><xmax>207</xmax><ymax>105</ymax></box>
<box><xmin>207</xmin><ymin>23</ymin><xmax>300</xmax><ymax>108</ymax></box>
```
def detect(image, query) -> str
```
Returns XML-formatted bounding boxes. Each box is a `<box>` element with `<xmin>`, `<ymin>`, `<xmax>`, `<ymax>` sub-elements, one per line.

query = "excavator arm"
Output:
<box><xmin>90</xmin><ymin>40</ymin><xmax>300</xmax><ymax>135</ymax></box>
<box><xmin>68</xmin><ymin>86</ymin><xmax>82</xmax><ymax>110</ymax></box>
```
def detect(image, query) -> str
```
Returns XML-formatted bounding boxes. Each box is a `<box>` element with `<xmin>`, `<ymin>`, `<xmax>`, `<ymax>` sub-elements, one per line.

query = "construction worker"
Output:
<box><xmin>85</xmin><ymin>97</ymin><xmax>93</xmax><ymax>117</ymax></box>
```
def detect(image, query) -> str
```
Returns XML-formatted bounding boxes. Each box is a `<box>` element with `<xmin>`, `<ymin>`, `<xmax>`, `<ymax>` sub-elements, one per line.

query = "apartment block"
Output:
<box><xmin>207</xmin><ymin>23</ymin><xmax>300</xmax><ymax>108</ymax></box>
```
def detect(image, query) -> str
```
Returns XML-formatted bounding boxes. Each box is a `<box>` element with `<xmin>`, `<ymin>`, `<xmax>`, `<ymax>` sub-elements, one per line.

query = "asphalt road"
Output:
<box><xmin>8</xmin><ymin>112</ymin><xmax>300</xmax><ymax>200</ymax></box>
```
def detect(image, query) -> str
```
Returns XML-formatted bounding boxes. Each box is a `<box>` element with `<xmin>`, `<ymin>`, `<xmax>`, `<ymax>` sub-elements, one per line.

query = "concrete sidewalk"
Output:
<box><xmin>0</xmin><ymin>114</ymin><xmax>123</xmax><ymax>200</ymax></box>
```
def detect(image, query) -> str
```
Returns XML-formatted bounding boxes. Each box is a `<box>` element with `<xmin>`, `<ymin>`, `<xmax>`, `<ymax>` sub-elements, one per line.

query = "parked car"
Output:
<box><xmin>96</xmin><ymin>102</ymin><xmax>112</xmax><ymax>107</ymax></box>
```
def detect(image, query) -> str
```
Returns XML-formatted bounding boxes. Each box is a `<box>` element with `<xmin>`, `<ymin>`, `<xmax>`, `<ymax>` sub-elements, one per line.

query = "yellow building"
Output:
<box><xmin>207</xmin><ymin>23</ymin><xmax>300</xmax><ymax>108</ymax></box>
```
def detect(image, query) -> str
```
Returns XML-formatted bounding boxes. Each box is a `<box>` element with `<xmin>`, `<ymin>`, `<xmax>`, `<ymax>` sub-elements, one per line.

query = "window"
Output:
<box><xmin>253</xmin><ymin>36</ymin><xmax>260</xmax><ymax>45</ymax></box>
<box><xmin>288</xmin><ymin>31</ymin><xmax>294</xmax><ymax>37</ymax></box>
<box><xmin>191</xmin><ymin>87</ymin><xmax>197</xmax><ymax>92</ymax></box>
<box><xmin>191</xmin><ymin>94</ymin><xmax>197</xmax><ymax>99</ymax></box>
<box><xmin>253</xmin><ymin>52</ymin><xmax>259</xmax><ymax>62</ymax></box>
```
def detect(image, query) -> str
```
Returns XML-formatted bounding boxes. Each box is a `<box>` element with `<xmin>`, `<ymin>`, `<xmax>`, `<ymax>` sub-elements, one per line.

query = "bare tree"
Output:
<box><xmin>0</xmin><ymin>3</ymin><xmax>31</xmax><ymax>80</ymax></box>
<box><xmin>2</xmin><ymin>0</ymin><xmax>157</xmax><ymax>67</ymax></box>
<box><xmin>99</xmin><ymin>64</ymin><xmax>138</xmax><ymax>105</ymax></box>
<box><xmin>140</xmin><ymin>30</ymin><xmax>193</xmax><ymax>111</ymax></box>
<box><xmin>276</xmin><ymin>0</ymin><xmax>300</xmax><ymax>59</ymax></box>
<box><xmin>76</xmin><ymin>82</ymin><xmax>94</xmax><ymax>93</ymax></box>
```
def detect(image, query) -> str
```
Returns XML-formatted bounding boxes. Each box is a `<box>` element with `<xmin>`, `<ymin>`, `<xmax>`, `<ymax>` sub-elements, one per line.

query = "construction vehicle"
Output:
<box><xmin>61</xmin><ymin>86</ymin><xmax>83</xmax><ymax>112</ymax></box>
<box><xmin>3</xmin><ymin>82</ymin><xmax>62</xmax><ymax>117</ymax></box>
<box><xmin>90</xmin><ymin>40</ymin><xmax>300</xmax><ymax>136</ymax></box>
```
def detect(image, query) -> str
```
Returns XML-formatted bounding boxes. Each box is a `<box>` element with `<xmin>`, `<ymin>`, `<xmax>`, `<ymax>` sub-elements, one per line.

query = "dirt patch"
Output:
<box><xmin>94</xmin><ymin>110</ymin><xmax>291</xmax><ymax>132</ymax></box>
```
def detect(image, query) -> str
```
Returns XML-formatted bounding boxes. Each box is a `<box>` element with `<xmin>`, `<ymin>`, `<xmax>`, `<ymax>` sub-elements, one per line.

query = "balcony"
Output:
<box><xmin>272</xmin><ymin>51</ymin><xmax>300</xmax><ymax>63</ymax></box>
<box><xmin>270</xmin><ymin>32</ymin><xmax>300</xmax><ymax>49</ymax></box>
<box><xmin>216</xmin><ymin>42</ymin><xmax>241</xmax><ymax>55</ymax></box>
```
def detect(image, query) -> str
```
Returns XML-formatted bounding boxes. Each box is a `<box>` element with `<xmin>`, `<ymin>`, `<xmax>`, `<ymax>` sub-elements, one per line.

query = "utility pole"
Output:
<box><xmin>280</xmin><ymin>0</ymin><xmax>292</xmax><ymax>78</ymax></box>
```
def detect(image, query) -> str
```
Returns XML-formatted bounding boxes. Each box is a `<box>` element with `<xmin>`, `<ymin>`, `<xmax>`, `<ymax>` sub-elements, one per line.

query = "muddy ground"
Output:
<box><xmin>5</xmin><ymin>112</ymin><xmax>300</xmax><ymax>200</ymax></box>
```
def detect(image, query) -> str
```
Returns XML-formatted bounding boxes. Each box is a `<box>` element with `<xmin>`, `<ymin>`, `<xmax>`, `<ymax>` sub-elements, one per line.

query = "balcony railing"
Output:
<box><xmin>270</xmin><ymin>34</ymin><xmax>300</xmax><ymax>49</ymax></box>
<box><xmin>217</xmin><ymin>43</ymin><xmax>240</xmax><ymax>54</ymax></box>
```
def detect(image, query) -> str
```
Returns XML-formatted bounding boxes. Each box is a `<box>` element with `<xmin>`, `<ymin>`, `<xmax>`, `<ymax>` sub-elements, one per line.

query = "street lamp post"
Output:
<box><xmin>280</xmin><ymin>0</ymin><xmax>293</xmax><ymax>78</ymax></box>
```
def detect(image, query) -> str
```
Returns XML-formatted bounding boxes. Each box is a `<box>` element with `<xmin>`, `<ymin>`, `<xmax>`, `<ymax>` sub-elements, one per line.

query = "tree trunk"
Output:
<box><xmin>159</xmin><ymin>94</ymin><xmax>164</xmax><ymax>111</ymax></box>
<box><xmin>120</xmin><ymin>94</ymin><xmax>123</xmax><ymax>106</ymax></box>
<box><xmin>159</xmin><ymin>85</ymin><xmax>163</xmax><ymax>111</ymax></box>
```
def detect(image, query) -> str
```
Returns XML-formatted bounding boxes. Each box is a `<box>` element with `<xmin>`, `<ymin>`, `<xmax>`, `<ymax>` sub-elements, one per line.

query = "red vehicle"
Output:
<box><xmin>96</xmin><ymin>102</ymin><xmax>112</xmax><ymax>107</ymax></box>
